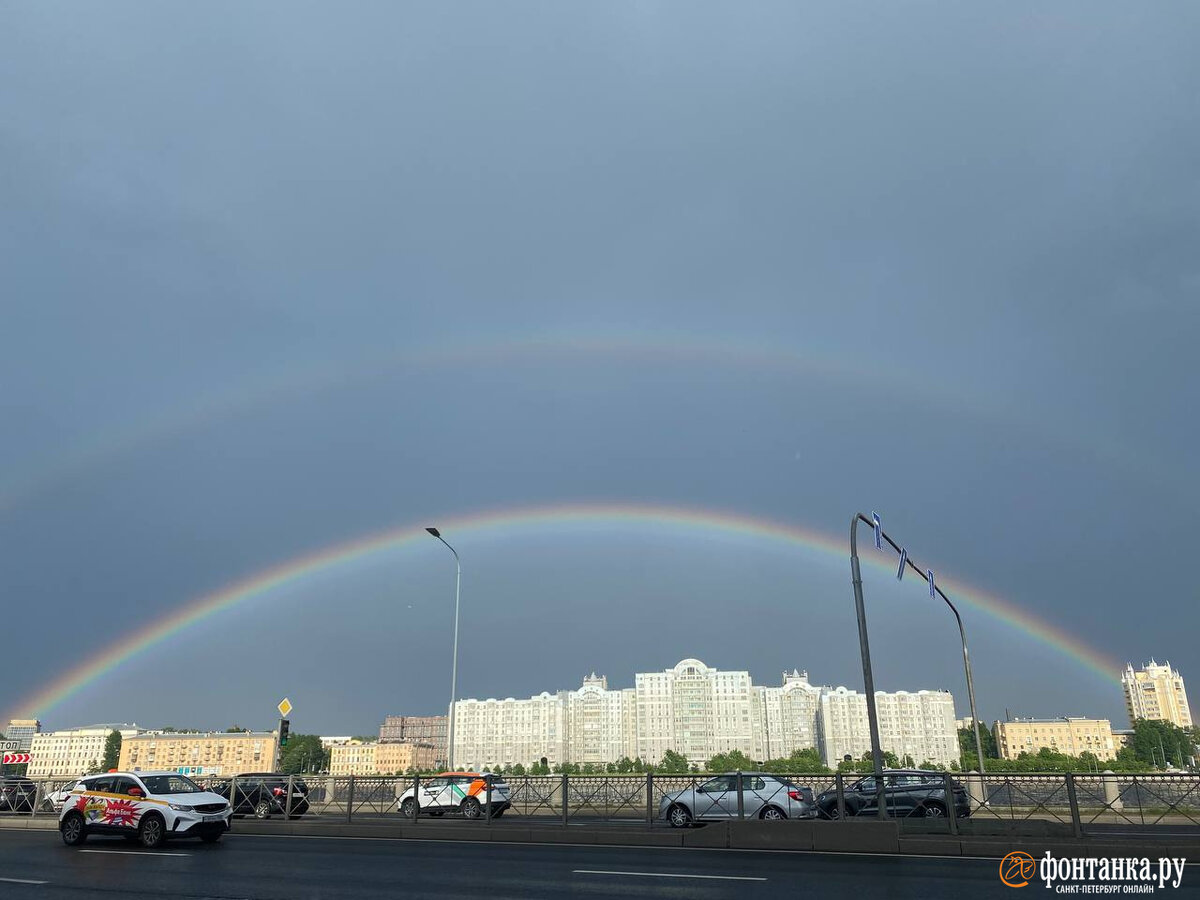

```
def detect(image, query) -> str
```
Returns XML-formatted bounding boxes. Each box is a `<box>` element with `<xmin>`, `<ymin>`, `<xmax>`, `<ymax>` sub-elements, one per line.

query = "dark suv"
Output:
<box><xmin>210</xmin><ymin>773</ymin><xmax>309</xmax><ymax>819</ymax></box>
<box><xmin>0</xmin><ymin>776</ymin><xmax>38</xmax><ymax>813</ymax></box>
<box><xmin>815</xmin><ymin>770</ymin><xmax>970</xmax><ymax>819</ymax></box>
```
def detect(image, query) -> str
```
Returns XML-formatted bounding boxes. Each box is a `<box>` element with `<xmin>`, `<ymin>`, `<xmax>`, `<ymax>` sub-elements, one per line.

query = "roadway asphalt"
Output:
<box><xmin>0</xmin><ymin>829</ymin><xmax>1078</xmax><ymax>899</ymax></box>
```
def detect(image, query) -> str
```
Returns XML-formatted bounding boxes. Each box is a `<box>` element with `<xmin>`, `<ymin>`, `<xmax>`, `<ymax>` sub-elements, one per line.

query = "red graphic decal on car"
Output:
<box><xmin>104</xmin><ymin>798</ymin><xmax>140</xmax><ymax>827</ymax></box>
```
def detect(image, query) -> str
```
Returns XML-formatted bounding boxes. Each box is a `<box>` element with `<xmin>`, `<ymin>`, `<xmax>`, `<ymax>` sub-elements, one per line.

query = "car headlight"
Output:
<box><xmin>169</xmin><ymin>803</ymin><xmax>195</xmax><ymax>812</ymax></box>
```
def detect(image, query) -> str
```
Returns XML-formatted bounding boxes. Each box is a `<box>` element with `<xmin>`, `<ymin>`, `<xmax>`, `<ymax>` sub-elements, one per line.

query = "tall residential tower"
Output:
<box><xmin>1122</xmin><ymin>661</ymin><xmax>1192</xmax><ymax>728</ymax></box>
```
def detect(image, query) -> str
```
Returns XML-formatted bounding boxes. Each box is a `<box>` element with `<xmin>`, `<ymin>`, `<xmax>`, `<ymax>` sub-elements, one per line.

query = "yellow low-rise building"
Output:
<box><xmin>993</xmin><ymin>717</ymin><xmax>1116</xmax><ymax>761</ymax></box>
<box><xmin>329</xmin><ymin>741</ymin><xmax>440</xmax><ymax>775</ymax></box>
<box><xmin>119</xmin><ymin>731</ymin><xmax>277</xmax><ymax>776</ymax></box>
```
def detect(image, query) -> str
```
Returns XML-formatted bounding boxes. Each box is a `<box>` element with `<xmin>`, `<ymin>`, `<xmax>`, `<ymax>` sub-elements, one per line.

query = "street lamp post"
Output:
<box><xmin>850</xmin><ymin>513</ymin><xmax>988</xmax><ymax>817</ymax></box>
<box><xmin>426</xmin><ymin>527</ymin><xmax>461</xmax><ymax>772</ymax></box>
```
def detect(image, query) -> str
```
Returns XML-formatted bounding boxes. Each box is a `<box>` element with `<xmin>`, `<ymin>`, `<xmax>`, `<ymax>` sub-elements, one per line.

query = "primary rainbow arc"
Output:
<box><xmin>6</xmin><ymin>502</ymin><xmax>1123</xmax><ymax>725</ymax></box>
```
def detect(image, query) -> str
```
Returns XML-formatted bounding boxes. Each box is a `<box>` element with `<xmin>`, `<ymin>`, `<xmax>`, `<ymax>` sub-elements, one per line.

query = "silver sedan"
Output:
<box><xmin>659</xmin><ymin>773</ymin><xmax>816</xmax><ymax>826</ymax></box>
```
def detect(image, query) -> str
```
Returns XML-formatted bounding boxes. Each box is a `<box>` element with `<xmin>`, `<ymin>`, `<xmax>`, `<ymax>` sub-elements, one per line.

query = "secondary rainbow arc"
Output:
<box><xmin>5</xmin><ymin>503</ymin><xmax>1124</xmax><ymax>724</ymax></box>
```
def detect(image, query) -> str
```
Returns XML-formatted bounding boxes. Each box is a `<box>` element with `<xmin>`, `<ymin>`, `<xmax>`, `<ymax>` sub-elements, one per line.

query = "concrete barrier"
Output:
<box><xmin>812</xmin><ymin>821</ymin><xmax>900</xmax><ymax>854</ymax></box>
<box><xmin>728</xmin><ymin>820</ymin><xmax>815</xmax><ymax>851</ymax></box>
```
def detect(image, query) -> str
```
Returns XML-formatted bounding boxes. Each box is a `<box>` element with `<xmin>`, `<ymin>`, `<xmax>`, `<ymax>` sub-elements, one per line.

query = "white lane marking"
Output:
<box><xmin>0</xmin><ymin>877</ymin><xmax>50</xmax><ymax>884</ymax></box>
<box><xmin>574</xmin><ymin>870</ymin><xmax>767</xmax><ymax>882</ymax></box>
<box><xmin>233</xmin><ymin>833</ymin><xmax>1200</xmax><ymax>866</ymax></box>
<box><xmin>79</xmin><ymin>849</ymin><xmax>190</xmax><ymax>857</ymax></box>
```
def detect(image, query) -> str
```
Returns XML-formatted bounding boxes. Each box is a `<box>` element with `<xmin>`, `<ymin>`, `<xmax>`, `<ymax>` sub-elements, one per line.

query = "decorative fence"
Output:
<box><xmin>8</xmin><ymin>771</ymin><xmax>1199</xmax><ymax>836</ymax></box>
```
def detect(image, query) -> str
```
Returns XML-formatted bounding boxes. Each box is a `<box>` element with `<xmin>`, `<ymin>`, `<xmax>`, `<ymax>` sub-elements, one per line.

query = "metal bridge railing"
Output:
<box><xmin>10</xmin><ymin>770</ymin><xmax>1199</xmax><ymax>836</ymax></box>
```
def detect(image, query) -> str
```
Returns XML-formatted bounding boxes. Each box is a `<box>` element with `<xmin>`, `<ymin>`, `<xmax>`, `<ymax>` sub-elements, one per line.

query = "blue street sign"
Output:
<box><xmin>927</xmin><ymin>569</ymin><xmax>936</xmax><ymax>598</ymax></box>
<box><xmin>896</xmin><ymin>548</ymin><xmax>907</xmax><ymax>580</ymax></box>
<box><xmin>871</xmin><ymin>512</ymin><xmax>882</xmax><ymax>550</ymax></box>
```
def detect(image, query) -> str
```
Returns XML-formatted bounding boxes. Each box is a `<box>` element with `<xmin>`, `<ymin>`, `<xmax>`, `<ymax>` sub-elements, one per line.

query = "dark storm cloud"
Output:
<box><xmin>1</xmin><ymin>1</ymin><xmax>1197</xmax><ymax>731</ymax></box>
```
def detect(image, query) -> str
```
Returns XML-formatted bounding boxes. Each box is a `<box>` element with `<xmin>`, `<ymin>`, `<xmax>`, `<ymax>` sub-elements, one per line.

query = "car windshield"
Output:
<box><xmin>140</xmin><ymin>775</ymin><xmax>203</xmax><ymax>794</ymax></box>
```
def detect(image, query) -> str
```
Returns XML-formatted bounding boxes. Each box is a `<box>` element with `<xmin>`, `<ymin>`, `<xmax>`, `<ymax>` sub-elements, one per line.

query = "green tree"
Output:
<box><xmin>101</xmin><ymin>729</ymin><xmax>122</xmax><ymax>771</ymax></box>
<box><xmin>958</xmin><ymin>724</ymin><xmax>999</xmax><ymax>770</ymax></box>
<box><xmin>657</xmin><ymin>750</ymin><xmax>690</xmax><ymax>774</ymax></box>
<box><xmin>510</xmin><ymin>763</ymin><xmax>526</xmax><ymax>776</ymax></box>
<box><xmin>705</xmin><ymin>750</ymin><xmax>756</xmax><ymax>772</ymax></box>
<box><xmin>761</xmin><ymin>747</ymin><xmax>830</xmax><ymax>774</ymax></box>
<box><xmin>1129</xmin><ymin>719</ymin><xmax>1194</xmax><ymax>769</ymax></box>
<box><xmin>225</xmin><ymin>725</ymin><xmax>249</xmax><ymax>733</ymax></box>
<box><xmin>279</xmin><ymin>734</ymin><xmax>329</xmax><ymax>774</ymax></box>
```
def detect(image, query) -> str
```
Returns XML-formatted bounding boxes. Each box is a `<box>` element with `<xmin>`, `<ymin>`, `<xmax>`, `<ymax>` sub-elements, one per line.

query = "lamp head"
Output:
<box><xmin>425</xmin><ymin>527</ymin><xmax>441</xmax><ymax>538</ymax></box>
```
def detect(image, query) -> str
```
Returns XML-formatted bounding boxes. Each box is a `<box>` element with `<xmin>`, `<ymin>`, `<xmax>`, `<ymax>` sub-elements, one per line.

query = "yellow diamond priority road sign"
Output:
<box><xmin>277</xmin><ymin>697</ymin><xmax>292</xmax><ymax>718</ymax></box>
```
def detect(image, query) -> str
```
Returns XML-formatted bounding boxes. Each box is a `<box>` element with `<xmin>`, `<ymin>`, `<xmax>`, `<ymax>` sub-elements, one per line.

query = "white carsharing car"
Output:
<box><xmin>59</xmin><ymin>771</ymin><xmax>231</xmax><ymax>849</ymax></box>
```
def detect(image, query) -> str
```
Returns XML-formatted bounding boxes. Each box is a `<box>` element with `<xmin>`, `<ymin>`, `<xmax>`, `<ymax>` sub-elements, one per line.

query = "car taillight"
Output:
<box><xmin>788</xmin><ymin>790</ymin><xmax>802</xmax><ymax>801</ymax></box>
<box><xmin>272</xmin><ymin>787</ymin><xmax>284</xmax><ymax>796</ymax></box>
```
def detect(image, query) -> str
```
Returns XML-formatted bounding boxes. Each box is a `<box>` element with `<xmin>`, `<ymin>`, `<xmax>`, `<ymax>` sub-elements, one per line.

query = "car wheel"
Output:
<box><xmin>666</xmin><ymin>804</ymin><xmax>692</xmax><ymax>828</ymax></box>
<box><xmin>138</xmin><ymin>813</ymin><xmax>167</xmax><ymax>849</ymax></box>
<box><xmin>921</xmin><ymin>802</ymin><xmax>946</xmax><ymax>818</ymax></box>
<box><xmin>759</xmin><ymin>805</ymin><xmax>786</xmax><ymax>821</ymax></box>
<box><xmin>254</xmin><ymin>799</ymin><xmax>272</xmax><ymax>819</ymax></box>
<box><xmin>400</xmin><ymin>798</ymin><xmax>418</xmax><ymax>819</ymax></box>
<box><xmin>460</xmin><ymin>797</ymin><xmax>482</xmax><ymax>820</ymax></box>
<box><xmin>200</xmin><ymin>832</ymin><xmax>222</xmax><ymax>843</ymax></box>
<box><xmin>60</xmin><ymin>811</ymin><xmax>87</xmax><ymax>846</ymax></box>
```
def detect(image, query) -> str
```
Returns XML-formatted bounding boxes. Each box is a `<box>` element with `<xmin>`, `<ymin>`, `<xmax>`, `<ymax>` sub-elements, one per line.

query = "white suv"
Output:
<box><xmin>59</xmin><ymin>771</ymin><xmax>231</xmax><ymax>849</ymax></box>
<box><xmin>397</xmin><ymin>772</ymin><xmax>511</xmax><ymax>819</ymax></box>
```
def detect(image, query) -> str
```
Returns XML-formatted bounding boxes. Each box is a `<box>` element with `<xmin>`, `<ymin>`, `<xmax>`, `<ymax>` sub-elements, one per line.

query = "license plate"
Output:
<box><xmin>202</xmin><ymin>814</ymin><xmax>225</xmax><ymax>822</ymax></box>
<box><xmin>292</xmin><ymin>792</ymin><xmax>304</xmax><ymax>797</ymax></box>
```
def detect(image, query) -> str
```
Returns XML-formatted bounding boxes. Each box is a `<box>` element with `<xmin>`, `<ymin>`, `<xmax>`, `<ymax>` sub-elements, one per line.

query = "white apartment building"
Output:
<box><xmin>875</xmin><ymin>690</ymin><xmax>959</xmax><ymax>768</ymax></box>
<box><xmin>818</xmin><ymin>687</ymin><xmax>874</xmax><ymax>765</ymax></box>
<box><xmin>636</xmin><ymin>659</ymin><xmax>756</xmax><ymax>765</ymax></box>
<box><xmin>1123</xmin><ymin>661</ymin><xmax>1192</xmax><ymax>728</ymax></box>
<box><xmin>452</xmin><ymin>659</ymin><xmax>959</xmax><ymax>770</ymax></box>
<box><xmin>565</xmin><ymin>673</ymin><xmax>638</xmax><ymax>765</ymax></box>
<box><xmin>818</xmin><ymin>688</ymin><xmax>958</xmax><ymax>769</ymax></box>
<box><xmin>452</xmin><ymin>691</ymin><xmax>566</xmax><ymax>770</ymax></box>
<box><xmin>28</xmin><ymin>724</ymin><xmax>143</xmax><ymax>779</ymax></box>
<box><xmin>752</xmin><ymin>670</ymin><xmax>823</xmax><ymax>761</ymax></box>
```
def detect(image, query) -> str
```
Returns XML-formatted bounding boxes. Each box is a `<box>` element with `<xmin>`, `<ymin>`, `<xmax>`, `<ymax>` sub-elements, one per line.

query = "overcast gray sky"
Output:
<box><xmin>2</xmin><ymin>2</ymin><xmax>1197</xmax><ymax>735</ymax></box>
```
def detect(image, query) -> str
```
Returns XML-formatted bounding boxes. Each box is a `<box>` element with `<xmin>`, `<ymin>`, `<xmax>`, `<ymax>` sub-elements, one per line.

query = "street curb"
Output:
<box><xmin>0</xmin><ymin>817</ymin><xmax>58</xmax><ymax>830</ymax></box>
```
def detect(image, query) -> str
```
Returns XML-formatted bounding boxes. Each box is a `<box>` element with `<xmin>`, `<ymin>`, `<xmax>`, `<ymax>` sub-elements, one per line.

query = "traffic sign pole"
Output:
<box><xmin>274</xmin><ymin>699</ymin><xmax>293</xmax><ymax>772</ymax></box>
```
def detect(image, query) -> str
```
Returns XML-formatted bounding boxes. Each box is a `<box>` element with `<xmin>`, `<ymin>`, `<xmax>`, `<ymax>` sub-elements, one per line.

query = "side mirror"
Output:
<box><xmin>127</xmin><ymin>787</ymin><xmax>143</xmax><ymax>797</ymax></box>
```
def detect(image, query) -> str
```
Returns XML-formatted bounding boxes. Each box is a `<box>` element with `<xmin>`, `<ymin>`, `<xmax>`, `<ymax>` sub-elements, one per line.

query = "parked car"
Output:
<box><xmin>58</xmin><ymin>771</ymin><xmax>231</xmax><ymax>848</ymax></box>
<box><xmin>815</xmin><ymin>770</ymin><xmax>970</xmax><ymax>819</ymax></box>
<box><xmin>659</xmin><ymin>773</ymin><xmax>817</xmax><ymax>827</ymax></box>
<box><xmin>397</xmin><ymin>772</ymin><xmax>511</xmax><ymax>819</ymax></box>
<box><xmin>0</xmin><ymin>776</ymin><xmax>38</xmax><ymax>813</ymax></box>
<box><xmin>209</xmin><ymin>773</ymin><xmax>310</xmax><ymax>819</ymax></box>
<box><xmin>43</xmin><ymin>781</ymin><xmax>83</xmax><ymax>813</ymax></box>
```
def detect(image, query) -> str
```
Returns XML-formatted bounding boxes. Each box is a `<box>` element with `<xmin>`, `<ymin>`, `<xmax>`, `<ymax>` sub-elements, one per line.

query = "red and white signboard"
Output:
<box><xmin>2</xmin><ymin>753</ymin><xmax>31</xmax><ymax>764</ymax></box>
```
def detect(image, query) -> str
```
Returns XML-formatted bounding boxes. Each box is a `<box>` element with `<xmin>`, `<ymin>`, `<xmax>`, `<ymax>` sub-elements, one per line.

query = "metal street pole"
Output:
<box><xmin>849</xmin><ymin>514</ymin><xmax>890</xmax><ymax>818</ymax></box>
<box><xmin>852</xmin><ymin>513</ymin><xmax>988</xmax><ymax>786</ymax></box>
<box><xmin>426</xmin><ymin>527</ymin><xmax>461</xmax><ymax>772</ymax></box>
